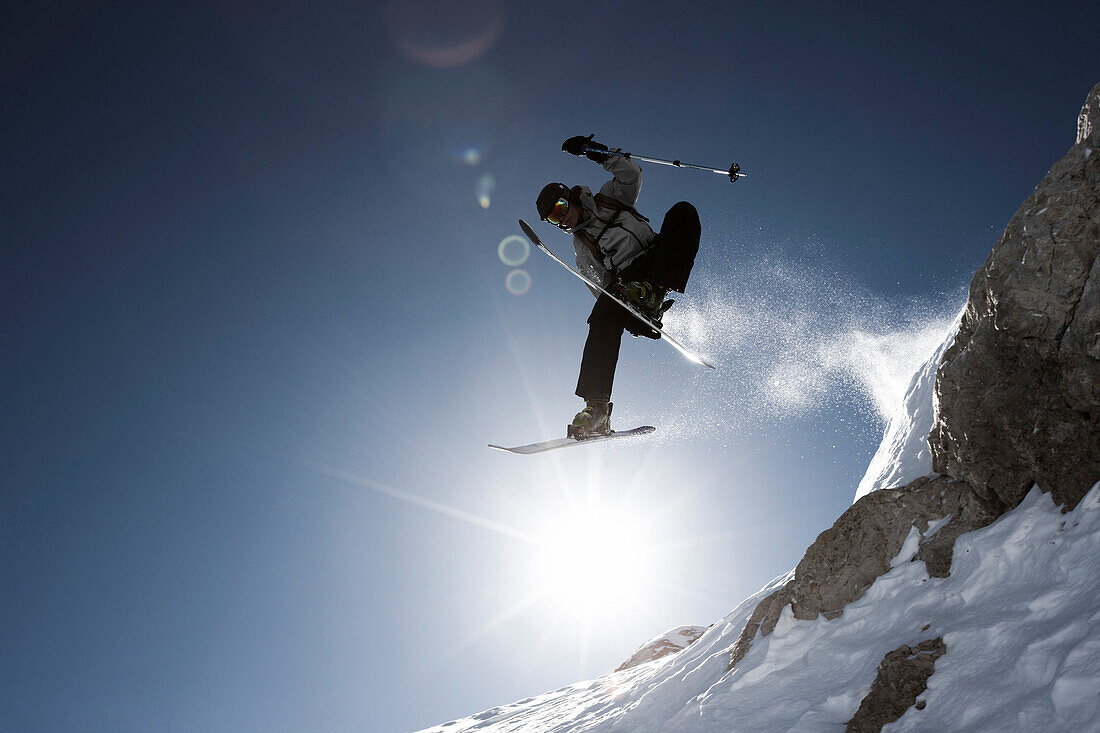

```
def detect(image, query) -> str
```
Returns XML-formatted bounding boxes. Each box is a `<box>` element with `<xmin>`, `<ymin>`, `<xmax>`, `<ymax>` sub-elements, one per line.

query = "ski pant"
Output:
<box><xmin>575</xmin><ymin>201</ymin><xmax>701</xmax><ymax>402</ymax></box>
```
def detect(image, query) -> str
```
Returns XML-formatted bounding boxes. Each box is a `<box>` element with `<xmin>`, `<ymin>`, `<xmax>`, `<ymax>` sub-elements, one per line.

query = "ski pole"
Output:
<box><xmin>581</xmin><ymin>145</ymin><xmax>746</xmax><ymax>182</ymax></box>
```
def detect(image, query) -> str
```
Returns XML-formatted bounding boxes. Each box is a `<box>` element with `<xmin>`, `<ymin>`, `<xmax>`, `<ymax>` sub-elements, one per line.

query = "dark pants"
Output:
<box><xmin>575</xmin><ymin>201</ymin><xmax>701</xmax><ymax>402</ymax></box>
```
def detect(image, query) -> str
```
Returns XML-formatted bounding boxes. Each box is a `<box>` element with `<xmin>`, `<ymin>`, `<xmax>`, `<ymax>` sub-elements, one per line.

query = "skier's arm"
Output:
<box><xmin>598</xmin><ymin>154</ymin><xmax>643</xmax><ymax>207</ymax></box>
<box><xmin>562</xmin><ymin>134</ymin><xmax>643</xmax><ymax>206</ymax></box>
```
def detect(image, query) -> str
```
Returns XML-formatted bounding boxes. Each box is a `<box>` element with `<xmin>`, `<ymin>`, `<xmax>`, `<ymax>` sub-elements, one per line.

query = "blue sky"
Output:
<box><xmin>2</xmin><ymin>2</ymin><xmax>1098</xmax><ymax>731</ymax></box>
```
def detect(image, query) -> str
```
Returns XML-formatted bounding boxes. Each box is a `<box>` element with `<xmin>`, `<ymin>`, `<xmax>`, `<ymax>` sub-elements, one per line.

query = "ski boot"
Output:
<box><xmin>568</xmin><ymin>400</ymin><xmax>613</xmax><ymax>439</ymax></box>
<box><xmin>618</xmin><ymin>280</ymin><xmax>673</xmax><ymax>325</ymax></box>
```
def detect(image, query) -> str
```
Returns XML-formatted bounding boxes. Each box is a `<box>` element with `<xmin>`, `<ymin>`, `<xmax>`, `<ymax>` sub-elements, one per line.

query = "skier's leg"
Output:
<box><xmin>642</xmin><ymin>201</ymin><xmax>701</xmax><ymax>293</ymax></box>
<box><xmin>575</xmin><ymin>293</ymin><xmax>631</xmax><ymax>402</ymax></box>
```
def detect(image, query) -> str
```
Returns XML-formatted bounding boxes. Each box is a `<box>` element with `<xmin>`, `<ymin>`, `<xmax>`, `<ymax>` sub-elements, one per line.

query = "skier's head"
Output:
<box><xmin>537</xmin><ymin>182</ymin><xmax>581</xmax><ymax>229</ymax></box>
<box><xmin>537</xmin><ymin>182</ymin><xmax>569</xmax><ymax>224</ymax></box>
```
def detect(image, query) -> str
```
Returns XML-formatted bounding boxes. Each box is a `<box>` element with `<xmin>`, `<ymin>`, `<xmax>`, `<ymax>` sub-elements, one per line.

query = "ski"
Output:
<box><xmin>489</xmin><ymin>425</ymin><xmax>656</xmax><ymax>455</ymax></box>
<box><xmin>518</xmin><ymin>219</ymin><xmax>716</xmax><ymax>369</ymax></box>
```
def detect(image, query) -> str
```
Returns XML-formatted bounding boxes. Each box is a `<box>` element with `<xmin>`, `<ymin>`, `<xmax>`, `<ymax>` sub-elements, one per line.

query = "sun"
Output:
<box><xmin>534</xmin><ymin>504</ymin><xmax>654</xmax><ymax>618</ymax></box>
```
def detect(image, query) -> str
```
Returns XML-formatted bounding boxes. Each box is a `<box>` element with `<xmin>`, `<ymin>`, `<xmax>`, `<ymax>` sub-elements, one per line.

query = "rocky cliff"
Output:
<box><xmin>726</xmin><ymin>80</ymin><xmax>1100</xmax><ymax>728</ymax></box>
<box><xmin>929</xmin><ymin>81</ymin><xmax>1100</xmax><ymax>511</ymax></box>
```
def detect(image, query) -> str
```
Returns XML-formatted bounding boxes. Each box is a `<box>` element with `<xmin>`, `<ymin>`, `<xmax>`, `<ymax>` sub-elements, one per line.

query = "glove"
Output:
<box><xmin>561</xmin><ymin>134</ymin><xmax>610</xmax><ymax>163</ymax></box>
<box><xmin>624</xmin><ymin>316</ymin><xmax>661</xmax><ymax>339</ymax></box>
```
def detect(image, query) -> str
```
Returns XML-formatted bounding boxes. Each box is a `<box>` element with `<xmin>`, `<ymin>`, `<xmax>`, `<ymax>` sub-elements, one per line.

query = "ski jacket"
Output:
<box><xmin>566</xmin><ymin>155</ymin><xmax>656</xmax><ymax>294</ymax></box>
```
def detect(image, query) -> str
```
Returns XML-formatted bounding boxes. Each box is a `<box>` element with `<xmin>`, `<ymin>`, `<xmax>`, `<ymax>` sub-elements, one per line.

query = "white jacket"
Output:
<box><xmin>566</xmin><ymin>155</ymin><xmax>656</xmax><ymax>293</ymax></box>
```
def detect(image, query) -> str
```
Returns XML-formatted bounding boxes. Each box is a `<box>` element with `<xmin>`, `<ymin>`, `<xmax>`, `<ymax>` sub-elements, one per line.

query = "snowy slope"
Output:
<box><xmin>853</xmin><ymin>312</ymin><xmax>961</xmax><ymax>502</ymax></box>
<box><xmin>419</xmin><ymin>484</ymin><xmax>1100</xmax><ymax>732</ymax></box>
<box><xmin>415</xmin><ymin>571</ymin><xmax>793</xmax><ymax>732</ymax></box>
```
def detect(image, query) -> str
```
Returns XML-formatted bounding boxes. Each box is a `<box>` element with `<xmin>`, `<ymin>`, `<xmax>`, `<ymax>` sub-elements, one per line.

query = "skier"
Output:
<box><xmin>537</xmin><ymin>134</ymin><xmax>701</xmax><ymax>439</ymax></box>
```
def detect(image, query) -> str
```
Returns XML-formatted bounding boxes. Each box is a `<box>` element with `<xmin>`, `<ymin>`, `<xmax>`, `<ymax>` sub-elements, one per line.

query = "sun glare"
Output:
<box><xmin>535</xmin><ymin>507</ymin><xmax>651</xmax><ymax>616</ymax></box>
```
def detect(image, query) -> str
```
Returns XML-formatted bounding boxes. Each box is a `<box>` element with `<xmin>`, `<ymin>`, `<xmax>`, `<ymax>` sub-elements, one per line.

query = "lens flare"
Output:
<box><xmin>505</xmin><ymin>269</ymin><xmax>531</xmax><ymax>295</ymax></box>
<box><xmin>384</xmin><ymin>0</ymin><xmax>505</xmax><ymax>69</ymax></box>
<box><xmin>477</xmin><ymin>174</ymin><xmax>495</xmax><ymax>209</ymax></box>
<box><xmin>497</xmin><ymin>235</ymin><xmax>530</xmax><ymax>267</ymax></box>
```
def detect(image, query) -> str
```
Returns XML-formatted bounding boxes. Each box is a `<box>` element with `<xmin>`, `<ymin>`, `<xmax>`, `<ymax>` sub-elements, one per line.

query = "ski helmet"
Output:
<box><xmin>536</xmin><ymin>182</ymin><xmax>571</xmax><ymax>222</ymax></box>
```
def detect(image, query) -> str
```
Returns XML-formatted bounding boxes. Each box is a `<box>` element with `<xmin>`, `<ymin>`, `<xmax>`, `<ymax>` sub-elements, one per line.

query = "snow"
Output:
<box><xmin>419</xmin><ymin>484</ymin><xmax>1100</xmax><ymax>732</ymax></box>
<box><xmin>890</xmin><ymin>526</ymin><xmax>923</xmax><ymax>568</ymax></box>
<box><xmin>853</xmin><ymin>311</ymin><xmax>962</xmax><ymax>501</ymax></box>
<box><xmin>922</xmin><ymin>514</ymin><xmax>953</xmax><ymax>540</ymax></box>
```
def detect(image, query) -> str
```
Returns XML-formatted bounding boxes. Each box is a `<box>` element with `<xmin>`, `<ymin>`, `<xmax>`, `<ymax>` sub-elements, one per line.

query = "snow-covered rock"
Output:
<box><xmin>726</xmin><ymin>474</ymin><xmax>1002</xmax><ymax>676</ymax></box>
<box><xmin>615</xmin><ymin>625</ymin><xmax>708</xmax><ymax>672</ymax></box>
<box><xmin>846</xmin><ymin>637</ymin><xmax>946</xmax><ymax>732</ymax></box>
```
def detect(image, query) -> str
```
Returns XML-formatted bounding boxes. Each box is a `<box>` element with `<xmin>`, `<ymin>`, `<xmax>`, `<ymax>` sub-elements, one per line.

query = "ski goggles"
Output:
<box><xmin>545</xmin><ymin>197</ymin><xmax>570</xmax><ymax>226</ymax></box>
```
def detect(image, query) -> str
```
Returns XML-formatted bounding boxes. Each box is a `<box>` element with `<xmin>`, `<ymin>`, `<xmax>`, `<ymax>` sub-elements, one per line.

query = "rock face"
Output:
<box><xmin>615</xmin><ymin>625</ymin><xmax>707</xmax><ymax>672</ymax></box>
<box><xmin>732</xmin><ymin>81</ymin><xmax>1100</xmax><ymax>673</ymax></box>
<box><xmin>845</xmin><ymin>638</ymin><xmax>946</xmax><ymax>733</ymax></box>
<box><xmin>929</xmin><ymin>80</ymin><xmax>1100</xmax><ymax>512</ymax></box>
<box><xmin>729</xmin><ymin>476</ymin><xmax>997</xmax><ymax>668</ymax></box>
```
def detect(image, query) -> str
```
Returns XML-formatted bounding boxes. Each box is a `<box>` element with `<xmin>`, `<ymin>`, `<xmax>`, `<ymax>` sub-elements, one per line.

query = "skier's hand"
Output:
<box><xmin>562</xmin><ymin>134</ymin><xmax>609</xmax><ymax>163</ymax></box>
<box><xmin>561</xmin><ymin>135</ymin><xmax>593</xmax><ymax>156</ymax></box>
<box><xmin>624</xmin><ymin>318</ymin><xmax>661</xmax><ymax>340</ymax></box>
